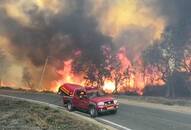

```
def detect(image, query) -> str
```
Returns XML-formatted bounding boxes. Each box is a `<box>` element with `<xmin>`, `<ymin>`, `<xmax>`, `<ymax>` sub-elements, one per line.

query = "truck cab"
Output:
<box><xmin>59</xmin><ymin>83</ymin><xmax>119</xmax><ymax>117</ymax></box>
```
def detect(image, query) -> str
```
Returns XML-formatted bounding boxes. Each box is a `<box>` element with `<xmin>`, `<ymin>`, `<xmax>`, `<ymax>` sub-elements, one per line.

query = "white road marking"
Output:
<box><xmin>97</xmin><ymin>118</ymin><xmax>132</xmax><ymax>130</ymax></box>
<box><xmin>0</xmin><ymin>94</ymin><xmax>132</xmax><ymax>130</ymax></box>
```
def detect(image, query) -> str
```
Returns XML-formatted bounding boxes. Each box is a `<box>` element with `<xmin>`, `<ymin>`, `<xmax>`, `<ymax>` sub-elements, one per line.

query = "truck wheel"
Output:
<box><xmin>89</xmin><ymin>106</ymin><xmax>98</xmax><ymax>118</ymax></box>
<box><xmin>62</xmin><ymin>99</ymin><xmax>66</xmax><ymax>107</ymax></box>
<box><xmin>67</xmin><ymin>102</ymin><xmax>73</xmax><ymax>111</ymax></box>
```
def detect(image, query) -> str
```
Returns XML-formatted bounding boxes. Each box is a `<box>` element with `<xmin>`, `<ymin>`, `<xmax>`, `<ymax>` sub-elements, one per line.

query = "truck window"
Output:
<box><xmin>76</xmin><ymin>90</ymin><xmax>86</xmax><ymax>97</ymax></box>
<box><xmin>87</xmin><ymin>90</ymin><xmax>105</xmax><ymax>99</ymax></box>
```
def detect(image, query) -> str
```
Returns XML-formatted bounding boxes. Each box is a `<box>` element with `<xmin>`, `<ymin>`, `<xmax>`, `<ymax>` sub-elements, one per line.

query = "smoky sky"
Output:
<box><xmin>0</xmin><ymin>0</ymin><xmax>191</xmax><ymax>68</ymax></box>
<box><xmin>156</xmin><ymin>0</ymin><xmax>191</xmax><ymax>47</ymax></box>
<box><xmin>0</xmin><ymin>0</ymin><xmax>111</xmax><ymax>68</ymax></box>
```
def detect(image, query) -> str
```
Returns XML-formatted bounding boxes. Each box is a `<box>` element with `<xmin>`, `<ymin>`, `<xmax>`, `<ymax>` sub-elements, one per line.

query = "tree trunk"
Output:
<box><xmin>114</xmin><ymin>84</ymin><xmax>118</xmax><ymax>94</ymax></box>
<box><xmin>0</xmin><ymin>78</ymin><xmax>2</xmax><ymax>86</ymax></box>
<box><xmin>114</xmin><ymin>80</ymin><xmax>118</xmax><ymax>94</ymax></box>
<box><xmin>165</xmin><ymin>84</ymin><xmax>170</xmax><ymax>97</ymax></box>
<box><xmin>170</xmin><ymin>80</ymin><xmax>175</xmax><ymax>98</ymax></box>
<box><xmin>165</xmin><ymin>77</ymin><xmax>175</xmax><ymax>98</ymax></box>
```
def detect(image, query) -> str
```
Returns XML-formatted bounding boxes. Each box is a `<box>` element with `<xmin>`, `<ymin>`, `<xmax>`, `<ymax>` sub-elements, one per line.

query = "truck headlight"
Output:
<box><xmin>114</xmin><ymin>99</ymin><xmax>118</xmax><ymax>104</ymax></box>
<box><xmin>97</xmin><ymin>102</ymin><xmax>104</xmax><ymax>106</ymax></box>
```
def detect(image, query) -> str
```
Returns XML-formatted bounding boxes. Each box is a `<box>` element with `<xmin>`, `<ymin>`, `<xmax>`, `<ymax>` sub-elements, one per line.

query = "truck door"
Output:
<box><xmin>78</xmin><ymin>91</ymin><xmax>89</xmax><ymax>110</ymax></box>
<box><xmin>72</xmin><ymin>90</ymin><xmax>81</xmax><ymax>108</ymax></box>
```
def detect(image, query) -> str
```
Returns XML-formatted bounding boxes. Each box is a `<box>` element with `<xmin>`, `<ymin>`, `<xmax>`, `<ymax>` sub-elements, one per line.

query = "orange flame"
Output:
<box><xmin>50</xmin><ymin>59</ymin><xmax>86</xmax><ymax>92</ymax></box>
<box><xmin>49</xmin><ymin>48</ymin><xmax>165</xmax><ymax>95</ymax></box>
<box><xmin>0</xmin><ymin>81</ymin><xmax>16</xmax><ymax>88</ymax></box>
<box><xmin>102</xmin><ymin>80</ymin><xmax>115</xmax><ymax>93</ymax></box>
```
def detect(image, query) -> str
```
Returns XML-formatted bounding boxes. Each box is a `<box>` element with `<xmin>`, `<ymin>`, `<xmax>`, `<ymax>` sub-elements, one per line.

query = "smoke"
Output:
<box><xmin>152</xmin><ymin>0</ymin><xmax>191</xmax><ymax>71</ymax></box>
<box><xmin>0</xmin><ymin>0</ymin><xmax>112</xmax><ymax>89</ymax></box>
<box><xmin>153</xmin><ymin>0</ymin><xmax>191</xmax><ymax>47</ymax></box>
<box><xmin>0</xmin><ymin>37</ymin><xmax>23</xmax><ymax>87</ymax></box>
<box><xmin>88</xmin><ymin>0</ymin><xmax>166</xmax><ymax>61</ymax></box>
<box><xmin>0</xmin><ymin>0</ymin><xmax>190</xmax><ymax>90</ymax></box>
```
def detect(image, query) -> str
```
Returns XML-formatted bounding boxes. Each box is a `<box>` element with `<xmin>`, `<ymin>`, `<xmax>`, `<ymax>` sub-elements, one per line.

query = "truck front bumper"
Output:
<box><xmin>97</xmin><ymin>105</ymin><xmax>119</xmax><ymax>113</ymax></box>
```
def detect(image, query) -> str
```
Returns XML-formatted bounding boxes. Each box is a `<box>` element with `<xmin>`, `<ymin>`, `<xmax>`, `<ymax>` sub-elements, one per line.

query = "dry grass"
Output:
<box><xmin>0</xmin><ymin>97</ymin><xmax>108</xmax><ymax>130</ymax></box>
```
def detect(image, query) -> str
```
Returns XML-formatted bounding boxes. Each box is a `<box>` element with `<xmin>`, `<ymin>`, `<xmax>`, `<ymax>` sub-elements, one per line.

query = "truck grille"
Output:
<box><xmin>104</xmin><ymin>101</ymin><xmax>114</xmax><ymax>106</ymax></box>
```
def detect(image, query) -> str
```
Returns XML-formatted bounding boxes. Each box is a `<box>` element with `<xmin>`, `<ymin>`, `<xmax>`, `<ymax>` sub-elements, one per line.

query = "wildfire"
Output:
<box><xmin>48</xmin><ymin>47</ymin><xmax>165</xmax><ymax>95</ymax></box>
<box><xmin>102</xmin><ymin>80</ymin><xmax>115</xmax><ymax>93</ymax></box>
<box><xmin>50</xmin><ymin>59</ymin><xmax>86</xmax><ymax>92</ymax></box>
<box><xmin>117</xmin><ymin>48</ymin><xmax>132</xmax><ymax>70</ymax></box>
<box><xmin>0</xmin><ymin>81</ymin><xmax>16</xmax><ymax>88</ymax></box>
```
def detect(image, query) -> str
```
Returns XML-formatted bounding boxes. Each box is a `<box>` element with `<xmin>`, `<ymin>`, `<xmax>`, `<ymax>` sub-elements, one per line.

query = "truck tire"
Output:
<box><xmin>89</xmin><ymin>106</ymin><xmax>98</xmax><ymax>118</ymax></box>
<box><xmin>62</xmin><ymin>99</ymin><xmax>66</xmax><ymax>107</ymax></box>
<box><xmin>67</xmin><ymin>102</ymin><xmax>74</xmax><ymax>111</ymax></box>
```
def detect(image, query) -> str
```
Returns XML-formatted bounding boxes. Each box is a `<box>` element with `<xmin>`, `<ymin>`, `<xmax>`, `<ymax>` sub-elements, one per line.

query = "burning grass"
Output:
<box><xmin>0</xmin><ymin>97</ymin><xmax>109</xmax><ymax>130</ymax></box>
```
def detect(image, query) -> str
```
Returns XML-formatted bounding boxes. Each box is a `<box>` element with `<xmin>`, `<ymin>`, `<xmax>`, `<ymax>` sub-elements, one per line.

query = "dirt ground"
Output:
<box><xmin>0</xmin><ymin>97</ymin><xmax>108</xmax><ymax>130</ymax></box>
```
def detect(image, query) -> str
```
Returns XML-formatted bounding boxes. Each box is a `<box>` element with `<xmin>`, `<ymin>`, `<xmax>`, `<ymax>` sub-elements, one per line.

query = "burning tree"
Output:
<box><xmin>178</xmin><ymin>44</ymin><xmax>191</xmax><ymax>73</ymax></box>
<box><xmin>143</xmin><ymin>32</ymin><xmax>176</xmax><ymax>97</ymax></box>
<box><xmin>101</xmin><ymin>47</ymin><xmax>124</xmax><ymax>94</ymax></box>
<box><xmin>81</xmin><ymin>46</ymin><xmax>130</xmax><ymax>94</ymax></box>
<box><xmin>109</xmin><ymin>58</ymin><xmax>122</xmax><ymax>94</ymax></box>
<box><xmin>143</xmin><ymin>29</ymin><xmax>191</xmax><ymax>97</ymax></box>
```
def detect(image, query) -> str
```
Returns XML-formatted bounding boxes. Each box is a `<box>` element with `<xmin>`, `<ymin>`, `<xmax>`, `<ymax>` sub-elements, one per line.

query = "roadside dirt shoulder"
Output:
<box><xmin>119</xmin><ymin>98</ymin><xmax>191</xmax><ymax>114</ymax></box>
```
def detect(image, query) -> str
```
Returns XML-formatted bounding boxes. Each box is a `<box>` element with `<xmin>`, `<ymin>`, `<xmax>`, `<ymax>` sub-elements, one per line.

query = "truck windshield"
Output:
<box><xmin>87</xmin><ymin>90</ymin><xmax>105</xmax><ymax>98</ymax></box>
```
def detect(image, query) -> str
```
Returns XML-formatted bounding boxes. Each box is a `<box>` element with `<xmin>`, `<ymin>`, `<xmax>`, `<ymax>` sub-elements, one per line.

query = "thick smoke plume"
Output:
<box><xmin>0</xmin><ymin>0</ymin><xmax>112</xmax><ymax>89</ymax></box>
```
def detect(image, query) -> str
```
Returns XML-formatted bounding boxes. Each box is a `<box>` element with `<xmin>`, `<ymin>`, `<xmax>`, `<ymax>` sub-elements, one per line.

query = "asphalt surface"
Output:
<box><xmin>0</xmin><ymin>89</ymin><xmax>191</xmax><ymax>130</ymax></box>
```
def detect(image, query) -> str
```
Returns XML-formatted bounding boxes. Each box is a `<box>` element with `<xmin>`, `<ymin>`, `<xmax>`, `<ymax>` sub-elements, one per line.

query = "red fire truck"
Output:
<box><xmin>58</xmin><ymin>83</ymin><xmax>119</xmax><ymax>117</ymax></box>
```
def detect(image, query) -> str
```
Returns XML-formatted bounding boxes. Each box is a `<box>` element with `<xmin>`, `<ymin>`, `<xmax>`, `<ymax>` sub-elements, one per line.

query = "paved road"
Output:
<box><xmin>0</xmin><ymin>89</ymin><xmax>191</xmax><ymax>130</ymax></box>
